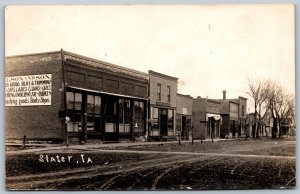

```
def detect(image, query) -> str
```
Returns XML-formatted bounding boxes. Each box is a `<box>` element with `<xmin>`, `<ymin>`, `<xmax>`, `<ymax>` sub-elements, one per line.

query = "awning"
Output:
<box><xmin>68</xmin><ymin>86</ymin><xmax>148</xmax><ymax>101</ymax></box>
<box><xmin>206</xmin><ymin>113</ymin><xmax>221</xmax><ymax>121</ymax></box>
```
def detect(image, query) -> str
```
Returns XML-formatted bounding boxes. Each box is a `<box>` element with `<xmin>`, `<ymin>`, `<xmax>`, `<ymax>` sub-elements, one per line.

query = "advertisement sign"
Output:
<box><xmin>5</xmin><ymin>74</ymin><xmax>52</xmax><ymax>106</ymax></box>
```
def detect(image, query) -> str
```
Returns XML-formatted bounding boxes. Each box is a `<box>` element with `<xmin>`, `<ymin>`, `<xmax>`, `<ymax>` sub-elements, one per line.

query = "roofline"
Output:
<box><xmin>177</xmin><ymin>93</ymin><xmax>193</xmax><ymax>98</ymax></box>
<box><xmin>238</xmin><ymin>96</ymin><xmax>248</xmax><ymax>100</ymax></box>
<box><xmin>5</xmin><ymin>50</ymin><xmax>61</xmax><ymax>59</ymax></box>
<box><xmin>63</xmin><ymin>50</ymin><xmax>148</xmax><ymax>77</ymax></box>
<box><xmin>148</xmin><ymin>70</ymin><xmax>178</xmax><ymax>81</ymax></box>
<box><xmin>229</xmin><ymin>100</ymin><xmax>239</xmax><ymax>104</ymax></box>
<box><xmin>5</xmin><ymin>49</ymin><xmax>149</xmax><ymax>78</ymax></box>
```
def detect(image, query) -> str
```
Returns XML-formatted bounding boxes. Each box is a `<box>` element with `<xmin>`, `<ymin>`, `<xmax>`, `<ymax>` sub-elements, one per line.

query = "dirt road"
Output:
<box><xmin>6</xmin><ymin>139</ymin><xmax>296</xmax><ymax>190</ymax></box>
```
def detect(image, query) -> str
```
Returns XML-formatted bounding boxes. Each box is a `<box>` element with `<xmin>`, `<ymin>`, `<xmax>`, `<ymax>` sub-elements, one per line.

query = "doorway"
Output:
<box><xmin>160</xmin><ymin>108</ymin><xmax>168</xmax><ymax>136</ymax></box>
<box><xmin>182</xmin><ymin>116</ymin><xmax>187</xmax><ymax>140</ymax></box>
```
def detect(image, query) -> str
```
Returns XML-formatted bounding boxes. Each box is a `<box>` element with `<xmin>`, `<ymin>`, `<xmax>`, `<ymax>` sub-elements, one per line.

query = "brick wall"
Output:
<box><xmin>65</xmin><ymin>62</ymin><xmax>148</xmax><ymax>98</ymax></box>
<box><xmin>192</xmin><ymin>98</ymin><xmax>206</xmax><ymax>139</ymax></box>
<box><xmin>176</xmin><ymin>94</ymin><xmax>193</xmax><ymax>116</ymax></box>
<box><xmin>149</xmin><ymin>71</ymin><xmax>177</xmax><ymax>107</ymax></box>
<box><xmin>5</xmin><ymin>52</ymin><xmax>65</xmax><ymax>141</ymax></box>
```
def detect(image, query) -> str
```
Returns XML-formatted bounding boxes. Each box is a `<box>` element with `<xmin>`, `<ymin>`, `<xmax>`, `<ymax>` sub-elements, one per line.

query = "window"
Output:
<box><xmin>157</xmin><ymin>84</ymin><xmax>161</xmax><ymax>101</ymax></box>
<box><xmin>176</xmin><ymin>115</ymin><xmax>181</xmax><ymax>131</ymax></box>
<box><xmin>242</xmin><ymin>105</ymin><xmax>245</xmax><ymax>117</ymax></box>
<box><xmin>66</xmin><ymin>92</ymin><xmax>82</xmax><ymax>110</ymax></box>
<box><xmin>133</xmin><ymin>101</ymin><xmax>144</xmax><ymax>134</ymax></box>
<box><xmin>67</xmin><ymin>114</ymin><xmax>82</xmax><ymax>132</ymax></box>
<box><xmin>152</xmin><ymin>107</ymin><xmax>159</xmax><ymax>130</ymax></box>
<box><xmin>66</xmin><ymin>92</ymin><xmax>74</xmax><ymax>109</ymax></box>
<box><xmin>104</xmin><ymin>98</ymin><xmax>117</xmax><ymax>132</ymax></box>
<box><xmin>87</xmin><ymin>95</ymin><xmax>94</xmax><ymax>114</ymax></box>
<box><xmin>168</xmin><ymin>109</ymin><xmax>174</xmax><ymax>131</ymax></box>
<box><xmin>119</xmin><ymin>99</ymin><xmax>131</xmax><ymax>133</ymax></box>
<box><xmin>66</xmin><ymin>91</ymin><xmax>83</xmax><ymax>132</ymax></box>
<box><xmin>86</xmin><ymin>95</ymin><xmax>102</xmax><ymax>132</ymax></box>
<box><xmin>167</xmin><ymin>86</ymin><xmax>171</xmax><ymax>103</ymax></box>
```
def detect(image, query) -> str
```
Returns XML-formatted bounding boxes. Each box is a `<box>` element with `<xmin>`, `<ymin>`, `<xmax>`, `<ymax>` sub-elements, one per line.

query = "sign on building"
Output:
<box><xmin>5</xmin><ymin>74</ymin><xmax>52</xmax><ymax>106</ymax></box>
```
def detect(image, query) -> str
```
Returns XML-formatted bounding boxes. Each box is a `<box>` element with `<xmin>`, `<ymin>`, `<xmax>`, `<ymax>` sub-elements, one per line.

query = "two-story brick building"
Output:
<box><xmin>148</xmin><ymin>70</ymin><xmax>178</xmax><ymax>138</ymax></box>
<box><xmin>5</xmin><ymin>50</ymin><xmax>149</xmax><ymax>143</ymax></box>
<box><xmin>220</xmin><ymin>90</ymin><xmax>247</xmax><ymax>138</ymax></box>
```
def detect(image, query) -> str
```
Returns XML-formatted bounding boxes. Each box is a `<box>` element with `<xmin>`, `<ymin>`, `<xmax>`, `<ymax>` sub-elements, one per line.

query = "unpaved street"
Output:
<box><xmin>6</xmin><ymin>139</ymin><xmax>296</xmax><ymax>190</ymax></box>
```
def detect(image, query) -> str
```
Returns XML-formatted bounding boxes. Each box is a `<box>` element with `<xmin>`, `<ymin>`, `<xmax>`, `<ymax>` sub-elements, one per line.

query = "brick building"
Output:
<box><xmin>192</xmin><ymin>97</ymin><xmax>222</xmax><ymax>140</ymax></box>
<box><xmin>220</xmin><ymin>90</ymin><xmax>247</xmax><ymax>138</ymax></box>
<box><xmin>5</xmin><ymin>50</ymin><xmax>148</xmax><ymax>143</ymax></box>
<box><xmin>148</xmin><ymin>70</ymin><xmax>178</xmax><ymax>138</ymax></box>
<box><xmin>176</xmin><ymin>94</ymin><xmax>193</xmax><ymax>140</ymax></box>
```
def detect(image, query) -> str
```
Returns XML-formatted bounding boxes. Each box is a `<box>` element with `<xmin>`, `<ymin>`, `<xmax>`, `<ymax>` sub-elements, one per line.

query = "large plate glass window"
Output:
<box><xmin>66</xmin><ymin>91</ymin><xmax>82</xmax><ymax>132</ymax></box>
<box><xmin>168</xmin><ymin>109</ymin><xmax>174</xmax><ymax>131</ymax></box>
<box><xmin>133</xmin><ymin>101</ymin><xmax>144</xmax><ymax>134</ymax></box>
<box><xmin>119</xmin><ymin>99</ymin><xmax>131</xmax><ymax>133</ymax></box>
<box><xmin>86</xmin><ymin>94</ymin><xmax>101</xmax><ymax>132</ymax></box>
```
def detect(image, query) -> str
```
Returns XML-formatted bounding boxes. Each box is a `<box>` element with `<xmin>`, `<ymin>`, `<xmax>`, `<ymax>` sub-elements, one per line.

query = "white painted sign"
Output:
<box><xmin>5</xmin><ymin>74</ymin><xmax>52</xmax><ymax>106</ymax></box>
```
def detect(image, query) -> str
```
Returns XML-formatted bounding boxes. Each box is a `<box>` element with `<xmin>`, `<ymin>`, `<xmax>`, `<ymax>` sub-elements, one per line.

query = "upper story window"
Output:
<box><xmin>167</xmin><ymin>86</ymin><xmax>171</xmax><ymax>103</ymax></box>
<box><xmin>242</xmin><ymin>105</ymin><xmax>245</xmax><ymax>117</ymax></box>
<box><xmin>157</xmin><ymin>83</ymin><xmax>161</xmax><ymax>101</ymax></box>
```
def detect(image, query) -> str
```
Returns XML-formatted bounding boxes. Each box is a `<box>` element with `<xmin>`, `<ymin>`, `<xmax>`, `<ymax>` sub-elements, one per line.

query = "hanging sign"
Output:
<box><xmin>5</xmin><ymin>74</ymin><xmax>52</xmax><ymax>106</ymax></box>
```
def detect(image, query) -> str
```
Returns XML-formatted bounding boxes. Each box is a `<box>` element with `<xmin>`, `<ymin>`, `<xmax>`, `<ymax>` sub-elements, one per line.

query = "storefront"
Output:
<box><xmin>65</xmin><ymin>87</ymin><xmax>147</xmax><ymax>142</ymax></box>
<box><xmin>5</xmin><ymin>50</ymin><xmax>148</xmax><ymax>143</ymax></box>
<box><xmin>148</xmin><ymin>71</ymin><xmax>178</xmax><ymax>138</ymax></box>
<box><xmin>206</xmin><ymin>113</ymin><xmax>221</xmax><ymax>139</ymax></box>
<box><xmin>150</xmin><ymin>106</ymin><xmax>175</xmax><ymax>137</ymax></box>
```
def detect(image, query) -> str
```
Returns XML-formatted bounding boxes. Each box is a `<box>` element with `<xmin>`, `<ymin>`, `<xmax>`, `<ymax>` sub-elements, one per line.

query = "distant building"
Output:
<box><xmin>192</xmin><ymin>97</ymin><xmax>222</xmax><ymax>140</ymax></box>
<box><xmin>148</xmin><ymin>70</ymin><xmax>178</xmax><ymax>137</ymax></box>
<box><xmin>219</xmin><ymin>90</ymin><xmax>247</xmax><ymax>138</ymax></box>
<box><xmin>176</xmin><ymin>94</ymin><xmax>193</xmax><ymax>140</ymax></box>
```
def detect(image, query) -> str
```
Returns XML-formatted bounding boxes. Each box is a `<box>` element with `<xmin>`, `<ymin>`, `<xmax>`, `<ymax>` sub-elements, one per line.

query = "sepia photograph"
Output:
<box><xmin>4</xmin><ymin>4</ymin><xmax>296</xmax><ymax>190</ymax></box>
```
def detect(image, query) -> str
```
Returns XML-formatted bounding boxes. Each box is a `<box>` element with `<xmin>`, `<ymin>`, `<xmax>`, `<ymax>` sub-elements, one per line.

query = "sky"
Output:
<box><xmin>5</xmin><ymin>4</ymin><xmax>295</xmax><ymax>106</ymax></box>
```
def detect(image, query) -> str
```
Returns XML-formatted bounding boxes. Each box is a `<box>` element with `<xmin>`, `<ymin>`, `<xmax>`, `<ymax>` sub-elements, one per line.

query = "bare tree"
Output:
<box><xmin>247</xmin><ymin>78</ymin><xmax>270</xmax><ymax>138</ymax></box>
<box><xmin>267</xmin><ymin>83</ymin><xmax>295</xmax><ymax>138</ymax></box>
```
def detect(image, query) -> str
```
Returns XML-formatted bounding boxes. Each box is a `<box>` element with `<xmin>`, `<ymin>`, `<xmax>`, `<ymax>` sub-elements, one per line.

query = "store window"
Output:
<box><xmin>119</xmin><ymin>99</ymin><xmax>131</xmax><ymax>133</ymax></box>
<box><xmin>66</xmin><ymin>92</ymin><xmax>74</xmax><ymax>109</ymax></box>
<box><xmin>66</xmin><ymin>91</ymin><xmax>82</xmax><ymax>132</ymax></box>
<box><xmin>67</xmin><ymin>114</ymin><xmax>82</xmax><ymax>132</ymax></box>
<box><xmin>66</xmin><ymin>92</ymin><xmax>82</xmax><ymax>110</ymax></box>
<box><xmin>176</xmin><ymin>115</ymin><xmax>181</xmax><ymax>131</ymax></box>
<box><xmin>133</xmin><ymin>101</ymin><xmax>144</xmax><ymax>134</ymax></box>
<box><xmin>86</xmin><ymin>95</ymin><xmax>101</xmax><ymax>132</ymax></box>
<box><xmin>168</xmin><ymin>109</ymin><xmax>174</xmax><ymax>131</ymax></box>
<box><xmin>104</xmin><ymin>98</ymin><xmax>117</xmax><ymax>132</ymax></box>
<box><xmin>152</xmin><ymin>107</ymin><xmax>159</xmax><ymax>130</ymax></box>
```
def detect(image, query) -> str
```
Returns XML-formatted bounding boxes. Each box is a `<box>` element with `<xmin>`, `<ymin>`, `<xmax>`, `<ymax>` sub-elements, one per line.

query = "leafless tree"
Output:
<box><xmin>247</xmin><ymin>79</ymin><xmax>295</xmax><ymax>139</ymax></box>
<box><xmin>247</xmin><ymin>78</ymin><xmax>270</xmax><ymax>138</ymax></box>
<box><xmin>267</xmin><ymin>83</ymin><xmax>295</xmax><ymax>138</ymax></box>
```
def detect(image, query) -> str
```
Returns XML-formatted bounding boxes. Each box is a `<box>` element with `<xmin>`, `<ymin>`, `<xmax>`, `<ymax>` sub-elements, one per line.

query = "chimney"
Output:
<box><xmin>222</xmin><ymin>90</ymin><xmax>226</xmax><ymax>99</ymax></box>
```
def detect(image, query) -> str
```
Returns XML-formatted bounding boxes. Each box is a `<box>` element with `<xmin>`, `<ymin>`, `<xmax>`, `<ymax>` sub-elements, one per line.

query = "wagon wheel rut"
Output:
<box><xmin>7</xmin><ymin>154</ymin><xmax>210</xmax><ymax>189</ymax></box>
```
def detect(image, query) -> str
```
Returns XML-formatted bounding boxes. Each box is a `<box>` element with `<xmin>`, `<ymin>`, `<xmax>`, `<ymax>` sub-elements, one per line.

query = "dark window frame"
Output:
<box><xmin>167</xmin><ymin>86</ymin><xmax>171</xmax><ymax>103</ymax></box>
<box><xmin>157</xmin><ymin>83</ymin><xmax>161</xmax><ymax>101</ymax></box>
